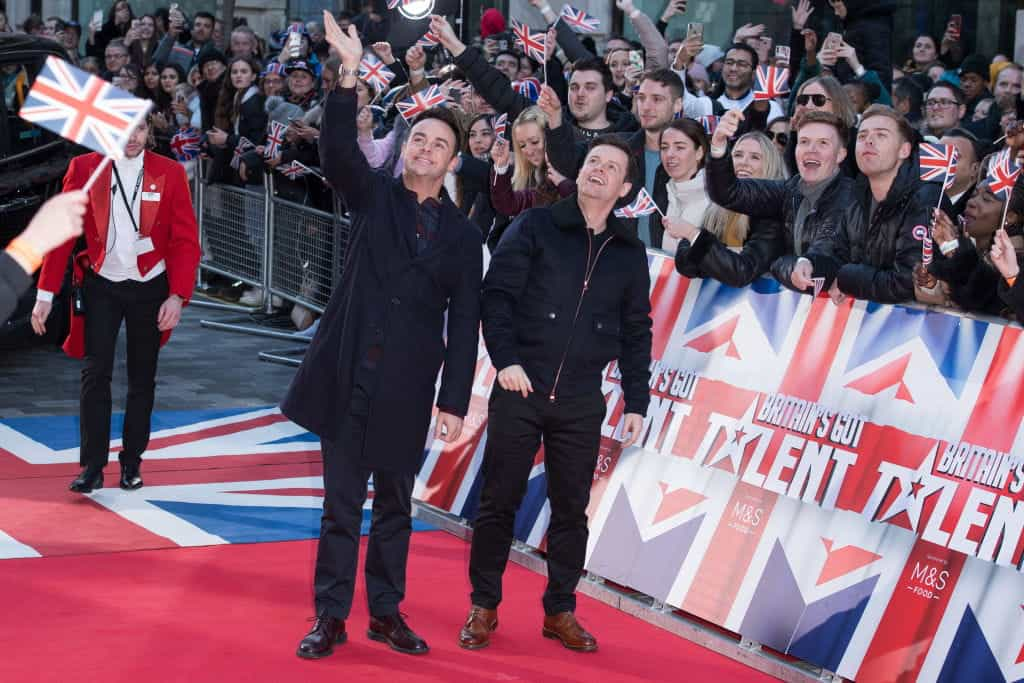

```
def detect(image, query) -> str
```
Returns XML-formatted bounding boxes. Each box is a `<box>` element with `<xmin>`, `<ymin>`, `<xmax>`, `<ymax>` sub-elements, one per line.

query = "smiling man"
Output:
<box><xmin>706</xmin><ymin>108</ymin><xmax>858</xmax><ymax>294</ymax></box>
<box><xmin>283</xmin><ymin>13</ymin><xmax>482</xmax><ymax>660</ymax></box>
<box><xmin>459</xmin><ymin>135</ymin><xmax>652</xmax><ymax>653</ymax></box>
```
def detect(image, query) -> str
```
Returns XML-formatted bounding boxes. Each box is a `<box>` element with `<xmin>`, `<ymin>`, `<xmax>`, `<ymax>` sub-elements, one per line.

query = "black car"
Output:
<box><xmin>0</xmin><ymin>34</ymin><xmax>80</xmax><ymax>350</ymax></box>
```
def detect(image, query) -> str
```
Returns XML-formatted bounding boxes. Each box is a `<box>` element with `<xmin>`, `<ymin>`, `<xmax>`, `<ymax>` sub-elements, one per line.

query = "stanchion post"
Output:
<box><xmin>194</xmin><ymin>159</ymin><xmax>204</xmax><ymax>289</ymax></box>
<box><xmin>262</xmin><ymin>171</ymin><xmax>275</xmax><ymax>315</ymax></box>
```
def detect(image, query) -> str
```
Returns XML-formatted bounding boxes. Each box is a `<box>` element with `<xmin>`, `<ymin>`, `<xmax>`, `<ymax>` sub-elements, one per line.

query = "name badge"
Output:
<box><xmin>141</xmin><ymin>192</ymin><xmax>161</xmax><ymax>202</ymax></box>
<box><xmin>135</xmin><ymin>236</ymin><xmax>155</xmax><ymax>255</ymax></box>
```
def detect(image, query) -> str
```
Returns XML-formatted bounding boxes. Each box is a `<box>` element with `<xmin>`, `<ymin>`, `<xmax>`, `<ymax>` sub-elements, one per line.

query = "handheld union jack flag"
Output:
<box><xmin>20</xmin><ymin>55</ymin><xmax>152</xmax><ymax>160</ymax></box>
<box><xmin>987</xmin><ymin>148</ymin><xmax>1021</xmax><ymax>199</ymax></box>
<box><xmin>169</xmin><ymin>127</ymin><xmax>201</xmax><ymax>162</ymax></box>
<box><xmin>416</xmin><ymin>29</ymin><xmax>441</xmax><ymax>48</ymax></box>
<box><xmin>614</xmin><ymin>188</ymin><xmax>661</xmax><ymax>218</ymax></box>
<box><xmin>278</xmin><ymin>161</ymin><xmax>308</xmax><ymax>180</ymax></box>
<box><xmin>231</xmin><ymin>136</ymin><xmax>255</xmax><ymax>170</ymax></box>
<box><xmin>560</xmin><ymin>5</ymin><xmax>600</xmax><ymax>33</ymax></box>
<box><xmin>511</xmin><ymin>19</ymin><xmax>547</xmax><ymax>63</ymax></box>
<box><xmin>359</xmin><ymin>53</ymin><xmax>395</xmax><ymax>92</ymax></box>
<box><xmin>396</xmin><ymin>85</ymin><xmax>447</xmax><ymax>122</ymax></box>
<box><xmin>264</xmin><ymin>120</ymin><xmax>287</xmax><ymax>160</ymax></box>
<box><xmin>699</xmin><ymin>115</ymin><xmax>718</xmax><ymax>137</ymax></box>
<box><xmin>919</xmin><ymin>142</ymin><xmax>958</xmax><ymax>190</ymax></box>
<box><xmin>493</xmin><ymin>112</ymin><xmax>508</xmax><ymax>140</ymax></box>
<box><xmin>511</xmin><ymin>78</ymin><xmax>541</xmax><ymax>102</ymax></box>
<box><xmin>752</xmin><ymin>65</ymin><xmax>789</xmax><ymax>101</ymax></box>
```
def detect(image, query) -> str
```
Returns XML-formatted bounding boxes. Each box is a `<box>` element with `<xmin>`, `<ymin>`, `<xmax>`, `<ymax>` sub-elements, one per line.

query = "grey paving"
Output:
<box><xmin>0</xmin><ymin>303</ymin><xmax>304</xmax><ymax>417</ymax></box>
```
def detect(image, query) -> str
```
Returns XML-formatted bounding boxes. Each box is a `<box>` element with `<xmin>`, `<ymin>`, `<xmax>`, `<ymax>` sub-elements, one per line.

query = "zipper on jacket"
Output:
<box><xmin>548</xmin><ymin>229</ymin><xmax>615</xmax><ymax>402</ymax></box>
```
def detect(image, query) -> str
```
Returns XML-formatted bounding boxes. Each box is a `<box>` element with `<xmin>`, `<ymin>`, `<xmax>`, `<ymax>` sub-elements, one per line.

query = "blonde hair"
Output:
<box><xmin>703</xmin><ymin>132</ymin><xmax>788</xmax><ymax>245</ymax></box>
<box><xmin>511</xmin><ymin>106</ymin><xmax>548</xmax><ymax>192</ymax></box>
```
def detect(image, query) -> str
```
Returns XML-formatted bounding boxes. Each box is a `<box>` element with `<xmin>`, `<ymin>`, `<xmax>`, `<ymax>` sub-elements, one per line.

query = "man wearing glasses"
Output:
<box><xmin>103</xmin><ymin>40</ymin><xmax>130</xmax><ymax>82</ymax></box>
<box><xmin>717</xmin><ymin>44</ymin><xmax>784</xmax><ymax>122</ymax></box>
<box><xmin>922</xmin><ymin>83</ymin><xmax>966</xmax><ymax>139</ymax></box>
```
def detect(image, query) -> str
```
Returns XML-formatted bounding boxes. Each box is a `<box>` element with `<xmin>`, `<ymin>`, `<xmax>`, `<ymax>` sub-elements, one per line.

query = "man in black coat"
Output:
<box><xmin>282</xmin><ymin>14</ymin><xmax>482</xmax><ymax>660</ymax></box>
<box><xmin>458</xmin><ymin>136</ymin><xmax>652</xmax><ymax>653</ymax></box>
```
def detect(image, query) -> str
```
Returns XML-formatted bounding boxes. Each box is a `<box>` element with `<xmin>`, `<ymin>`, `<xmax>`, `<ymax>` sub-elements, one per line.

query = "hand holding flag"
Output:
<box><xmin>613</xmin><ymin>188</ymin><xmax>662</xmax><ymax>219</ymax></box>
<box><xmin>359</xmin><ymin>52</ymin><xmax>396</xmax><ymax>92</ymax></box>
<box><xmin>264</xmin><ymin>120</ymin><xmax>287</xmax><ymax>160</ymax></box>
<box><xmin>511</xmin><ymin>19</ymin><xmax>547</xmax><ymax>63</ymax></box>
<box><xmin>919</xmin><ymin>142</ymin><xmax>958</xmax><ymax>190</ymax></box>
<box><xmin>416</xmin><ymin>29</ymin><xmax>441</xmax><ymax>48</ymax></box>
<box><xmin>493</xmin><ymin>113</ymin><xmax>508</xmax><ymax>140</ymax></box>
<box><xmin>231</xmin><ymin>137</ymin><xmax>255</xmax><ymax>169</ymax></box>
<box><xmin>511</xmin><ymin>78</ymin><xmax>542</xmax><ymax>102</ymax></box>
<box><xmin>170</xmin><ymin>127</ymin><xmax>201</xmax><ymax>162</ymax></box>
<box><xmin>699</xmin><ymin>115</ymin><xmax>718</xmax><ymax>137</ymax></box>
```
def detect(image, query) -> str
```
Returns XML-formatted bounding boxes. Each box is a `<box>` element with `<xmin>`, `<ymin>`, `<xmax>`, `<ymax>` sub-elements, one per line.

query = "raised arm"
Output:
<box><xmin>620</xmin><ymin>0</ymin><xmax>669</xmax><ymax>70</ymax></box>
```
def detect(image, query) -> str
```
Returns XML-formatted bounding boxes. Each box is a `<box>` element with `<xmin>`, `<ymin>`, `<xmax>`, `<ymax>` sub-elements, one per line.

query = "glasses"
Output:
<box><xmin>105</xmin><ymin>52</ymin><xmax>128</xmax><ymax>60</ymax></box>
<box><xmin>767</xmin><ymin>131</ymin><xmax>789</xmax><ymax>146</ymax></box>
<box><xmin>723</xmin><ymin>59</ymin><xmax>751</xmax><ymax>69</ymax></box>
<box><xmin>925</xmin><ymin>98</ymin><xmax>958</xmax><ymax>109</ymax></box>
<box><xmin>796</xmin><ymin>93</ymin><xmax>831</xmax><ymax>107</ymax></box>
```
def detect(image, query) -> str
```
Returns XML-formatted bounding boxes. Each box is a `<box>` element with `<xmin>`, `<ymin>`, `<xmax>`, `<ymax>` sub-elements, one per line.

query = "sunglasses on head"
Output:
<box><xmin>767</xmin><ymin>131</ymin><xmax>789</xmax><ymax>146</ymax></box>
<box><xmin>796</xmin><ymin>93</ymin><xmax>830</xmax><ymax>107</ymax></box>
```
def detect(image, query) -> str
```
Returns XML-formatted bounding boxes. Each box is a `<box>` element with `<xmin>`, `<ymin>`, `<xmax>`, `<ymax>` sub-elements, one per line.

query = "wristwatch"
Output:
<box><xmin>339</xmin><ymin>65</ymin><xmax>359</xmax><ymax>79</ymax></box>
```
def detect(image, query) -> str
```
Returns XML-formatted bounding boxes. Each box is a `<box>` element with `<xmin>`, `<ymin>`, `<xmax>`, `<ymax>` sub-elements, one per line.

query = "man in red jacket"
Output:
<box><xmin>31</xmin><ymin>117</ymin><xmax>201</xmax><ymax>493</ymax></box>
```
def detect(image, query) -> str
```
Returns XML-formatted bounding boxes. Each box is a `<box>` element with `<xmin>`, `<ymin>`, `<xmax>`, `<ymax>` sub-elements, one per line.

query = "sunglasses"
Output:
<box><xmin>796</xmin><ymin>93</ymin><xmax>831</xmax><ymax>107</ymax></box>
<box><xmin>767</xmin><ymin>131</ymin><xmax>789</xmax><ymax>146</ymax></box>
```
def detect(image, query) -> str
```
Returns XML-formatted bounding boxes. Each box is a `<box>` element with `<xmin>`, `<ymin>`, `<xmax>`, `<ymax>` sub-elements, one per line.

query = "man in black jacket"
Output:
<box><xmin>800</xmin><ymin>105</ymin><xmax>926</xmax><ymax>304</ymax></box>
<box><xmin>283</xmin><ymin>15</ymin><xmax>482</xmax><ymax>660</ymax></box>
<box><xmin>707</xmin><ymin>109</ymin><xmax>858</xmax><ymax>292</ymax></box>
<box><xmin>458</xmin><ymin>136</ymin><xmax>652</xmax><ymax>653</ymax></box>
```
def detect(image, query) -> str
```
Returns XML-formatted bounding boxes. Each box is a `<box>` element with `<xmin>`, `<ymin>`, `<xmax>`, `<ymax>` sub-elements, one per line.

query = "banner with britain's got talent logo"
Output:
<box><xmin>414</xmin><ymin>251</ymin><xmax>1024</xmax><ymax>682</ymax></box>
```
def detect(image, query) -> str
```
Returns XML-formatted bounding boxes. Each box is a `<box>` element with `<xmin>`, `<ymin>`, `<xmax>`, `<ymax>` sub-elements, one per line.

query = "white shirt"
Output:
<box><xmin>100</xmin><ymin>153</ymin><xmax>165</xmax><ymax>283</ymax></box>
<box><xmin>717</xmin><ymin>90</ymin><xmax>784</xmax><ymax>122</ymax></box>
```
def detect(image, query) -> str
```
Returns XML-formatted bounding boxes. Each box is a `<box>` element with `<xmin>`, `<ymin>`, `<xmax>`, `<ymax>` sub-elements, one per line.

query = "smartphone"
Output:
<box><xmin>91</xmin><ymin>9</ymin><xmax>103</xmax><ymax>28</ymax></box>
<box><xmin>823</xmin><ymin>32</ymin><xmax>843</xmax><ymax>52</ymax></box>
<box><xmin>287</xmin><ymin>31</ymin><xmax>301</xmax><ymax>59</ymax></box>
<box><xmin>131</xmin><ymin>18</ymin><xmax>140</xmax><ymax>30</ymax></box>
<box><xmin>775</xmin><ymin>45</ymin><xmax>791</xmax><ymax>63</ymax></box>
<box><xmin>629</xmin><ymin>49</ymin><xmax>644</xmax><ymax>73</ymax></box>
<box><xmin>686</xmin><ymin>22</ymin><xmax>703</xmax><ymax>42</ymax></box>
<box><xmin>948</xmin><ymin>14</ymin><xmax>963</xmax><ymax>40</ymax></box>
<box><xmin>498</xmin><ymin>39</ymin><xmax>508</xmax><ymax>51</ymax></box>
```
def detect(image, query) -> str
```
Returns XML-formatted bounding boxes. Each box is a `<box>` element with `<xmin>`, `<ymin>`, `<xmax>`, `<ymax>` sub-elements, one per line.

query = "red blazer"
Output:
<box><xmin>38</xmin><ymin>151</ymin><xmax>201</xmax><ymax>357</ymax></box>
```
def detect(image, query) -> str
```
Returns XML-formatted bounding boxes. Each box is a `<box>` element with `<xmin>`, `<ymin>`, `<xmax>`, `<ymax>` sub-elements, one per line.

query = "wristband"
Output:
<box><xmin>710</xmin><ymin>144</ymin><xmax>727</xmax><ymax>159</ymax></box>
<box><xmin>1008</xmin><ymin>275</ymin><xmax>1018</xmax><ymax>288</ymax></box>
<box><xmin>539</xmin><ymin>4</ymin><xmax>552</xmax><ymax>13</ymax></box>
<box><xmin>410</xmin><ymin>68</ymin><xmax>426</xmax><ymax>79</ymax></box>
<box><xmin>853</xmin><ymin>65</ymin><xmax>866</xmax><ymax>78</ymax></box>
<box><xmin>494</xmin><ymin>163</ymin><xmax>510</xmax><ymax>175</ymax></box>
<box><xmin>939</xmin><ymin>239</ymin><xmax>959</xmax><ymax>255</ymax></box>
<box><xmin>6</xmin><ymin>238</ymin><xmax>43</xmax><ymax>273</ymax></box>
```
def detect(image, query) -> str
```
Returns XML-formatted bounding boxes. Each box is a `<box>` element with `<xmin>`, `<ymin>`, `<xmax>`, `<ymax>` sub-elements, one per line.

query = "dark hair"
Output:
<box><xmin>45</xmin><ymin>16</ymin><xmax>66</xmax><ymax>31</ymax></box>
<box><xmin>796</xmin><ymin>109</ymin><xmax>848</xmax><ymax>147</ymax></box>
<box><xmin>639</xmin><ymin>68</ymin><xmax>684</xmax><ymax>100</ymax></box>
<box><xmin>194</xmin><ymin>11</ymin><xmax>216</xmax><ymax>24</ymax></box>
<box><xmin>155</xmin><ymin>62</ymin><xmax>187</xmax><ymax>111</ymax></box>
<box><xmin>659</xmin><ymin>118</ymin><xmax>709</xmax><ymax>170</ymax></box>
<box><xmin>928</xmin><ymin>81</ymin><xmax>965</xmax><ymax>105</ymax></box>
<box><xmin>892</xmin><ymin>77</ymin><xmax>924</xmax><ymax>113</ymax></box>
<box><xmin>105</xmin><ymin>1</ymin><xmax>134</xmax><ymax>26</ymax></box>
<box><xmin>942</xmin><ymin>127</ymin><xmax>983</xmax><ymax>163</ymax></box>
<box><xmin>215</xmin><ymin>56</ymin><xmax>263</xmax><ymax>131</ymax></box>
<box><xmin>411</xmin><ymin>106</ymin><xmax>464</xmax><ymax>159</ymax></box>
<box><xmin>726</xmin><ymin>43</ymin><xmax>759</xmax><ymax>70</ymax></box>
<box><xmin>572</xmin><ymin>56</ymin><xmax>614</xmax><ymax>93</ymax></box>
<box><xmin>494</xmin><ymin>49</ymin><xmax>521</xmax><ymax>65</ymax></box>
<box><xmin>587</xmin><ymin>135</ymin><xmax>638</xmax><ymax>186</ymax></box>
<box><xmin>860</xmin><ymin>104</ymin><xmax>917</xmax><ymax>145</ymax></box>
<box><xmin>463</xmin><ymin>113</ymin><xmax>494</xmax><ymax>154</ymax></box>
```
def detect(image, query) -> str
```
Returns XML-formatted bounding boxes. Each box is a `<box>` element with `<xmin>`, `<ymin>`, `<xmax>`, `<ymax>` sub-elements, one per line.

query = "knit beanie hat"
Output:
<box><xmin>480</xmin><ymin>9</ymin><xmax>506</xmax><ymax>39</ymax></box>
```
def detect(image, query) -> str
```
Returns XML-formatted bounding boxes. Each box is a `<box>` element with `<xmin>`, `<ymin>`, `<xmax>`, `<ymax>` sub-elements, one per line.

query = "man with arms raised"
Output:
<box><xmin>459</xmin><ymin>136</ymin><xmax>652</xmax><ymax>652</ymax></box>
<box><xmin>282</xmin><ymin>12</ymin><xmax>482</xmax><ymax>660</ymax></box>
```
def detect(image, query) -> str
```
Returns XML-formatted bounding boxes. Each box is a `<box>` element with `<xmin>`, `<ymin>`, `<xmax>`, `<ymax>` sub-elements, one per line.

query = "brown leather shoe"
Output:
<box><xmin>542</xmin><ymin>612</ymin><xmax>597</xmax><ymax>652</ymax></box>
<box><xmin>458</xmin><ymin>605</ymin><xmax>498</xmax><ymax>650</ymax></box>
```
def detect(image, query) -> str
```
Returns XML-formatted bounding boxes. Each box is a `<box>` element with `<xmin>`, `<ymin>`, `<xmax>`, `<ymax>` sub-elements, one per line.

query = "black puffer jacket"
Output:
<box><xmin>482</xmin><ymin>196</ymin><xmax>652</xmax><ymax>415</ymax></box>
<box><xmin>808</xmin><ymin>159</ymin><xmax>926</xmax><ymax>303</ymax></box>
<box><xmin>675</xmin><ymin>217</ymin><xmax>785</xmax><ymax>287</ymax></box>
<box><xmin>928</xmin><ymin>237</ymin><xmax>1006</xmax><ymax>316</ymax></box>
<box><xmin>705</xmin><ymin>151</ymin><xmax>858</xmax><ymax>290</ymax></box>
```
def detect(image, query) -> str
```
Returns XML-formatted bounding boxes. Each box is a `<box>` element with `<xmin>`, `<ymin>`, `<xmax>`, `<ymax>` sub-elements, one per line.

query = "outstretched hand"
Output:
<box><xmin>323</xmin><ymin>9</ymin><xmax>362</xmax><ymax>67</ymax></box>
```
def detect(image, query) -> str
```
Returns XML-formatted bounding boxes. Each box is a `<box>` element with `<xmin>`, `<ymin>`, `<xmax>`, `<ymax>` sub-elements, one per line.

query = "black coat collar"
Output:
<box><xmin>550</xmin><ymin>195</ymin><xmax>643</xmax><ymax>247</ymax></box>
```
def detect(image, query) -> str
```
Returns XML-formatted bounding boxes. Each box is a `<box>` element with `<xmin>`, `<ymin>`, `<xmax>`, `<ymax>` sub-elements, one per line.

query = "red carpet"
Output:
<box><xmin>0</xmin><ymin>531</ymin><xmax>778</xmax><ymax>682</ymax></box>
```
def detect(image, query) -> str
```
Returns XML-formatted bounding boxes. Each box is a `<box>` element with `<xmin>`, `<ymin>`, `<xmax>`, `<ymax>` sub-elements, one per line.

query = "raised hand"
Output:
<box><xmin>661</xmin><ymin>0</ymin><xmax>687</xmax><ymax>23</ymax></box>
<box><xmin>792</xmin><ymin>0</ymin><xmax>814</xmax><ymax>31</ymax></box>
<box><xmin>836</xmin><ymin>42</ymin><xmax>861</xmax><ymax>72</ymax></box>
<box><xmin>323</xmin><ymin>9</ymin><xmax>362</xmax><ymax>67</ymax></box>
<box><xmin>711</xmin><ymin>109</ymin><xmax>743</xmax><ymax>152</ymax></box>
<box><xmin>537</xmin><ymin>84</ymin><xmax>563</xmax><ymax>129</ymax></box>
<box><xmin>733</xmin><ymin>23</ymin><xmax>765</xmax><ymax>44</ymax></box>
<box><xmin>616</xmin><ymin>0</ymin><xmax>636</xmax><ymax>14</ymax></box>
<box><xmin>990</xmin><ymin>228</ymin><xmax>1020</xmax><ymax>279</ymax></box>
<box><xmin>405</xmin><ymin>45</ymin><xmax>426</xmax><ymax>73</ymax></box>
<box><xmin>430</xmin><ymin>14</ymin><xmax>464</xmax><ymax>56</ymax></box>
<box><xmin>931</xmin><ymin>208</ymin><xmax>957</xmax><ymax>245</ymax></box>
<box><xmin>371</xmin><ymin>41</ymin><xmax>395</xmax><ymax>65</ymax></box>
<box><xmin>491</xmin><ymin>137</ymin><xmax>511</xmax><ymax>168</ymax></box>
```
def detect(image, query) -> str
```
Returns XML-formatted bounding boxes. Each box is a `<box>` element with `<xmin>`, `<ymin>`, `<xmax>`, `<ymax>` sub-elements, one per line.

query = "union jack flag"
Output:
<box><xmin>511</xmin><ymin>19</ymin><xmax>547</xmax><ymax>63</ymax></box>
<box><xmin>169</xmin><ymin>127</ymin><xmax>201</xmax><ymax>162</ymax></box>
<box><xmin>416</xmin><ymin>29</ymin><xmax>441</xmax><ymax>48</ymax></box>
<box><xmin>614</xmin><ymin>188</ymin><xmax>660</xmax><ymax>218</ymax></box>
<box><xmin>264</xmin><ymin>120</ymin><xmax>287</xmax><ymax>160</ymax></box>
<box><xmin>287</xmin><ymin>22</ymin><xmax>304</xmax><ymax>33</ymax></box>
<box><xmin>231</xmin><ymin>136</ymin><xmax>255</xmax><ymax>170</ymax></box>
<box><xmin>493</xmin><ymin>112</ymin><xmax>508</xmax><ymax>139</ymax></box>
<box><xmin>919</xmin><ymin>142</ymin><xmax>958</xmax><ymax>190</ymax></box>
<box><xmin>278</xmin><ymin>160</ymin><xmax>310</xmax><ymax>180</ymax></box>
<box><xmin>358</xmin><ymin>52</ymin><xmax>395</xmax><ymax>92</ymax></box>
<box><xmin>699</xmin><ymin>115</ymin><xmax>718</xmax><ymax>136</ymax></box>
<box><xmin>987</xmin><ymin>148</ymin><xmax>1021</xmax><ymax>199</ymax></box>
<box><xmin>396</xmin><ymin>85</ymin><xmax>447</xmax><ymax>122</ymax></box>
<box><xmin>560</xmin><ymin>5</ymin><xmax>600</xmax><ymax>33</ymax></box>
<box><xmin>511</xmin><ymin>78</ymin><xmax>541</xmax><ymax>102</ymax></box>
<box><xmin>752</xmin><ymin>65</ymin><xmax>789</xmax><ymax>101</ymax></box>
<box><xmin>19</xmin><ymin>55</ymin><xmax>152</xmax><ymax>160</ymax></box>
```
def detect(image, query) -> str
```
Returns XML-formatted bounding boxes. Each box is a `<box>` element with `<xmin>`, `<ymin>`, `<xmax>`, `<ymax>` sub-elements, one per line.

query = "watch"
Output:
<box><xmin>339</xmin><ymin>65</ymin><xmax>359</xmax><ymax>79</ymax></box>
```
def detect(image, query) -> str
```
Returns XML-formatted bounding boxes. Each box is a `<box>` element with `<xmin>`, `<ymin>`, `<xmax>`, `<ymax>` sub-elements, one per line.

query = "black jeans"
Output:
<box><xmin>80</xmin><ymin>271</ymin><xmax>168</xmax><ymax>469</ymax></box>
<box><xmin>314</xmin><ymin>385</ymin><xmax>415</xmax><ymax>620</ymax></box>
<box><xmin>469</xmin><ymin>386</ymin><xmax>606</xmax><ymax>615</ymax></box>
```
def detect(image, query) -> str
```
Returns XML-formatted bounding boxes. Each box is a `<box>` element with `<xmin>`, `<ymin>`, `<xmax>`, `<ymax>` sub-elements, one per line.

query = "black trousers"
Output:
<box><xmin>314</xmin><ymin>385</ymin><xmax>415</xmax><ymax>620</ymax></box>
<box><xmin>80</xmin><ymin>271</ymin><xmax>168</xmax><ymax>469</ymax></box>
<box><xmin>469</xmin><ymin>386</ymin><xmax>606</xmax><ymax>616</ymax></box>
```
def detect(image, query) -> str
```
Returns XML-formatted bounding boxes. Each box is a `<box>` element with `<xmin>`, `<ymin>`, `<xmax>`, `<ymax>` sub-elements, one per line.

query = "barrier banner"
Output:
<box><xmin>413</xmin><ymin>252</ymin><xmax>1024</xmax><ymax>682</ymax></box>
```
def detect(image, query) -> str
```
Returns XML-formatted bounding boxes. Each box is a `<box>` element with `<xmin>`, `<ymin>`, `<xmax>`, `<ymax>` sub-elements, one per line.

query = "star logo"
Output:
<box><xmin>702</xmin><ymin>399</ymin><xmax>773</xmax><ymax>474</ymax></box>
<box><xmin>875</xmin><ymin>444</ymin><xmax>948</xmax><ymax>530</ymax></box>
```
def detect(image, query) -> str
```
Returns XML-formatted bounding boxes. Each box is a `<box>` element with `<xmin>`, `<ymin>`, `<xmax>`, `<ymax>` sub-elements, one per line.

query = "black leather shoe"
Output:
<box><xmin>119</xmin><ymin>462</ymin><xmax>143</xmax><ymax>490</ymax></box>
<box><xmin>368</xmin><ymin>613</ymin><xmax>429</xmax><ymax>655</ymax></box>
<box><xmin>296</xmin><ymin>615</ymin><xmax>347</xmax><ymax>659</ymax></box>
<box><xmin>69</xmin><ymin>466</ymin><xmax>104</xmax><ymax>493</ymax></box>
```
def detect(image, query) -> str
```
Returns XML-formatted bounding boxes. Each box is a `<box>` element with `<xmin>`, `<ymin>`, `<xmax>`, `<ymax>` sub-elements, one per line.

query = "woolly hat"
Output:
<box><xmin>480</xmin><ymin>8</ymin><xmax>506</xmax><ymax>39</ymax></box>
<box><xmin>687</xmin><ymin>62</ymin><xmax>709</xmax><ymax>83</ymax></box>
<box><xmin>197</xmin><ymin>45</ymin><xmax>227</xmax><ymax>69</ymax></box>
<box><xmin>696</xmin><ymin>44</ymin><xmax>724</xmax><ymax>68</ymax></box>
<box><xmin>959</xmin><ymin>54</ymin><xmax>989</xmax><ymax>82</ymax></box>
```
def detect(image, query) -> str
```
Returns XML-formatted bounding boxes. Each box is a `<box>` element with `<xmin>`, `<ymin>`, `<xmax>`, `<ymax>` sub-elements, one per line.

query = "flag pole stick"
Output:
<box><xmin>82</xmin><ymin>156</ymin><xmax>112</xmax><ymax>193</ymax></box>
<box><xmin>1001</xmin><ymin>194</ymin><xmax>1011</xmax><ymax>231</ymax></box>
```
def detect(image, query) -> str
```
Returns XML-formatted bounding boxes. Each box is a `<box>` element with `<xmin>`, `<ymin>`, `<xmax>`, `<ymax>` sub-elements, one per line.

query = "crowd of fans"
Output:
<box><xmin>7</xmin><ymin>0</ymin><xmax>1024</xmax><ymax>325</ymax></box>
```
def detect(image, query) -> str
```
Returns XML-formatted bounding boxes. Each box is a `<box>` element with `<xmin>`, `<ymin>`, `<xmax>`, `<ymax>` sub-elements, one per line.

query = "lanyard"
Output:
<box><xmin>111</xmin><ymin>163</ymin><xmax>144</xmax><ymax>234</ymax></box>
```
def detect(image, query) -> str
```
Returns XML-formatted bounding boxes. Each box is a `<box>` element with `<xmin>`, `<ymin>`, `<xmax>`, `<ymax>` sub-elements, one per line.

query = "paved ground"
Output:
<box><xmin>0</xmin><ymin>300</ymin><xmax>304</xmax><ymax>417</ymax></box>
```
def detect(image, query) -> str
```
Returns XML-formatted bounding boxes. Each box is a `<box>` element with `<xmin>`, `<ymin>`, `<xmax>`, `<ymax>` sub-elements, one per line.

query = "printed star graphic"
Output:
<box><xmin>877</xmin><ymin>444</ymin><xmax>946</xmax><ymax>530</ymax></box>
<box><xmin>705</xmin><ymin>399</ymin><xmax>769</xmax><ymax>474</ymax></box>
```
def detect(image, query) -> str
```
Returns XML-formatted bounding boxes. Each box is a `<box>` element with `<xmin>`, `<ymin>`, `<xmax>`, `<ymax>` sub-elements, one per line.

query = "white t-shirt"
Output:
<box><xmin>717</xmin><ymin>90</ymin><xmax>785</xmax><ymax>122</ymax></box>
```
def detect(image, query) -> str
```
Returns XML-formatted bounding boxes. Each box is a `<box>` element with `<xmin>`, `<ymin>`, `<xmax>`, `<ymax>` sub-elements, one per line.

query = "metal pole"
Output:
<box><xmin>262</xmin><ymin>171</ymin><xmax>275</xmax><ymax>315</ymax></box>
<box><xmin>194</xmin><ymin>160</ymin><xmax>204</xmax><ymax>290</ymax></box>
